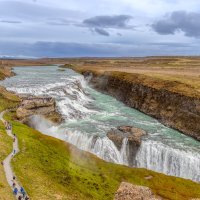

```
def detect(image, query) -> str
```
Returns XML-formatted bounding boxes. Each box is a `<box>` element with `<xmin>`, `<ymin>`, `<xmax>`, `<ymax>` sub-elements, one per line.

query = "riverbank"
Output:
<box><xmin>61</xmin><ymin>57</ymin><xmax>200</xmax><ymax>141</ymax></box>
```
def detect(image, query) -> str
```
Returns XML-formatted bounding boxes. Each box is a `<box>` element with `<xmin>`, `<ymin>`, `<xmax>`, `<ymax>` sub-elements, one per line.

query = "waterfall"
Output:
<box><xmin>65</xmin><ymin>131</ymin><xmax>129</xmax><ymax>165</ymax></box>
<box><xmin>29</xmin><ymin>115</ymin><xmax>129</xmax><ymax>165</ymax></box>
<box><xmin>135</xmin><ymin>140</ymin><xmax>200</xmax><ymax>182</ymax></box>
<box><xmin>120</xmin><ymin>138</ymin><xmax>129</xmax><ymax>165</ymax></box>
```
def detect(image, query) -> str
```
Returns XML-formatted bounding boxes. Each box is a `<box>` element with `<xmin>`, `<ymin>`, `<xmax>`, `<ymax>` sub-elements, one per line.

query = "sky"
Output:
<box><xmin>0</xmin><ymin>0</ymin><xmax>200</xmax><ymax>57</ymax></box>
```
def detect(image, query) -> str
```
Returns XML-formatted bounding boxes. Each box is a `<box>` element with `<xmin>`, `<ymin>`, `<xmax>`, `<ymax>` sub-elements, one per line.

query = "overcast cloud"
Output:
<box><xmin>0</xmin><ymin>0</ymin><xmax>200</xmax><ymax>57</ymax></box>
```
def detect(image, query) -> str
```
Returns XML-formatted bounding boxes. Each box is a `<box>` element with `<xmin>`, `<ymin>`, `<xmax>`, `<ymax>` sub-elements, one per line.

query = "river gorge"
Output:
<box><xmin>1</xmin><ymin>65</ymin><xmax>200</xmax><ymax>183</ymax></box>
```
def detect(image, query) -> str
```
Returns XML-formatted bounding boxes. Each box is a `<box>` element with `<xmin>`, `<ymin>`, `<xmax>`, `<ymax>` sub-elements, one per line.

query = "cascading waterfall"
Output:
<box><xmin>29</xmin><ymin>114</ymin><xmax>129</xmax><ymax>165</ymax></box>
<box><xmin>1</xmin><ymin>65</ymin><xmax>200</xmax><ymax>183</ymax></box>
<box><xmin>65</xmin><ymin>131</ymin><xmax>124</xmax><ymax>164</ymax></box>
<box><xmin>136</xmin><ymin>140</ymin><xmax>200</xmax><ymax>182</ymax></box>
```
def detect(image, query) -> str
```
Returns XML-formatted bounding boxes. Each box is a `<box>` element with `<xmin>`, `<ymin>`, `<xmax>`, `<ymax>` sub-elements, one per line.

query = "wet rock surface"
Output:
<box><xmin>16</xmin><ymin>96</ymin><xmax>62</xmax><ymax>123</ymax></box>
<box><xmin>107</xmin><ymin>126</ymin><xmax>146</xmax><ymax>166</ymax></box>
<box><xmin>114</xmin><ymin>182</ymin><xmax>162</xmax><ymax>200</ymax></box>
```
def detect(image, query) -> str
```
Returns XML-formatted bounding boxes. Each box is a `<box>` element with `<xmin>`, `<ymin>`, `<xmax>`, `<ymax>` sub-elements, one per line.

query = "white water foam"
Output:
<box><xmin>136</xmin><ymin>140</ymin><xmax>200</xmax><ymax>182</ymax></box>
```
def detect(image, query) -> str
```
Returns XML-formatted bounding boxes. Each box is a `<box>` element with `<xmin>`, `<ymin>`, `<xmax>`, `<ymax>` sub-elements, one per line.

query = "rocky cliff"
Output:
<box><xmin>0</xmin><ymin>66</ymin><xmax>15</xmax><ymax>80</ymax></box>
<box><xmin>16</xmin><ymin>96</ymin><xmax>62</xmax><ymax>123</ymax></box>
<box><xmin>82</xmin><ymin>71</ymin><xmax>200</xmax><ymax>141</ymax></box>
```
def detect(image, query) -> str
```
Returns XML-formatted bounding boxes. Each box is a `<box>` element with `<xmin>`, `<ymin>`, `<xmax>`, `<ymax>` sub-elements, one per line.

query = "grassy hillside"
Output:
<box><xmin>0</xmin><ymin>87</ymin><xmax>19</xmax><ymax>200</ymax></box>
<box><xmin>3</xmin><ymin>110</ymin><xmax>200</xmax><ymax>200</ymax></box>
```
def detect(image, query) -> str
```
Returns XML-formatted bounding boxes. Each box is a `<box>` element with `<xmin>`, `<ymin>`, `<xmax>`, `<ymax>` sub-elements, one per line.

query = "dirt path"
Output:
<box><xmin>0</xmin><ymin>111</ymin><xmax>28</xmax><ymax>199</ymax></box>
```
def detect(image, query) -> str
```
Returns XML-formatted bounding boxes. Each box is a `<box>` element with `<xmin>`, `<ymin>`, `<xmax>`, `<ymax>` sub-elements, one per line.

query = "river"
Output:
<box><xmin>0</xmin><ymin>65</ymin><xmax>200</xmax><ymax>182</ymax></box>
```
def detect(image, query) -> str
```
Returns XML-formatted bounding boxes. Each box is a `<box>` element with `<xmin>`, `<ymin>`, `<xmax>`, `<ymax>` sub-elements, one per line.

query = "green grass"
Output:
<box><xmin>3</xmin><ymin>111</ymin><xmax>200</xmax><ymax>200</ymax></box>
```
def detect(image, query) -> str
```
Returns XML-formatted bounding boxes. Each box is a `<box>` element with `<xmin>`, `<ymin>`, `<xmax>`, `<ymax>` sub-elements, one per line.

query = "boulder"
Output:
<box><xmin>114</xmin><ymin>182</ymin><xmax>162</xmax><ymax>200</ymax></box>
<box><xmin>107</xmin><ymin>125</ymin><xmax>146</xmax><ymax>149</ymax></box>
<box><xmin>107</xmin><ymin>126</ymin><xmax>146</xmax><ymax>166</ymax></box>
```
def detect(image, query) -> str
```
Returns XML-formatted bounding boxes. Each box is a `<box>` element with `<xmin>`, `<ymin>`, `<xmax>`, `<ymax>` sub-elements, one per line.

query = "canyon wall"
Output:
<box><xmin>83</xmin><ymin>71</ymin><xmax>200</xmax><ymax>141</ymax></box>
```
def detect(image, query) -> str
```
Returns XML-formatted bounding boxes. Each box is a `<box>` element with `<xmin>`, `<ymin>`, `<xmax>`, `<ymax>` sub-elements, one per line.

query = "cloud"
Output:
<box><xmin>0</xmin><ymin>41</ymin><xmax>198</xmax><ymax>58</ymax></box>
<box><xmin>0</xmin><ymin>1</ymin><xmax>82</xmax><ymax>21</ymax></box>
<box><xmin>152</xmin><ymin>11</ymin><xmax>200</xmax><ymax>38</ymax></box>
<box><xmin>83</xmin><ymin>15</ymin><xmax>133</xmax><ymax>29</ymax></box>
<box><xmin>0</xmin><ymin>19</ymin><xmax>21</xmax><ymax>24</ymax></box>
<box><xmin>46</xmin><ymin>18</ymin><xmax>77</xmax><ymax>26</ymax></box>
<box><xmin>82</xmin><ymin>15</ymin><xmax>133</xmax><ymax>36</ymax></box>
<box><xmin>94</xmin><ymin>28</ymin><xmax>110</xmax><ymax>36</ymax></box>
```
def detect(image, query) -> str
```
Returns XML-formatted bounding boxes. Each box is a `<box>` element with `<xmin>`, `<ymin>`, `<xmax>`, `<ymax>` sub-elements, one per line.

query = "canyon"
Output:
<box><xmin>0</xmin><ymin>58</ymin><xmax>200</xmax><ymax>199</ymax></box>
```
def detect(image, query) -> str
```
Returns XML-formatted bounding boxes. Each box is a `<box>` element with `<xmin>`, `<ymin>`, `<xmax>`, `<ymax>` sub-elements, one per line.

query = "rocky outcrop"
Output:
<box><xmin>83</xmin><ymin>71</ymin><xmax>200</xmax><ymax>141</ymax></box>
<box><xmin>16</xmin><ymin>96</ymin><xmax>62</xmax><ymax>123</ymax></box>
<box><xmin>0</xmin><ymin>66</ymin><xmax>15</xmax><ymax>80</ymax></box>
<box><xmin>107</xmin><ymin>126</ymin><xmax>146</xmax><ymax>166</ymax></box>
<box><xmin>114</xmin><ymin>182</ymin><xmax>162</xmax><ymax>200</ymax></box>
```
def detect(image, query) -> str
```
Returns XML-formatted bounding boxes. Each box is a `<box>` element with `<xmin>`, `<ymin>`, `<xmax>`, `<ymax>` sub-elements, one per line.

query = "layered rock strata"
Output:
<box><xmin>16</xmin><ymin>96</ymin><xmax>62</xmax><ymax>123</ymax></box>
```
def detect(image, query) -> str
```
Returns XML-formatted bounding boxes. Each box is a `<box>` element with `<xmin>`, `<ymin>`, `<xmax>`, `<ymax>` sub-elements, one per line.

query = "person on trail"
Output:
<box><xmin>1</xmin><ymin>161</ymin><xmax>3</xmax><ymax>166</ymax></box>
<box><xmin>20</xmin><ymin>187</ymin><xmax>26</xmax><ymax>197</ymax></box>
<box><xmin>13</xmin><ymin>187</ymin><xmax>18</xmax><ymax>195</ymax></box>
<box><xmin>18</xmin><ymin>195</ymin><xmax>22</xmax><ymax>200</ymax></box>
<box><xmin>13</xmin><ymin>149</ymin><xmax>16</xmax><ymax>155</ymax></box>
<box><xmin>13</xmin><ymin>176</ymin><xmax>16</xmax><ymax>180</ymax></box>
<box><xmin>7</xmin><ymin>123</ymin><xmax>10</xmax><ymax>130</ymax></box>
<box><xmin>13</xmin><ymin>137</ymin><xmax>16</xmax><ymax>142</ymax></box>
<box><xmin>25</xmin><ymin>196</ymin><xmax>30</xmax><ymax>200</ymax></box>
<box><xmin>12</xmin><ymin>182</ymin><xmax>16</xmax><ymax>188</ymax></box>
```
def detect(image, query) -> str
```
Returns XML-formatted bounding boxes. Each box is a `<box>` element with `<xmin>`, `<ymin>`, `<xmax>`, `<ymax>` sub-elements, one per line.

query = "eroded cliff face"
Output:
<box><xmin>0</xmin><ymin>66</ymin><xmax>15</xmax><ymax>80</ymax></box>
<box><xmin>16</xmin><ymin>97</ymin><xmax>62</xmax><ymax>123</ymax></box>
<box><xmin>83</xmin><ymin>71</ymin><xmax>200</xmax><ymax>141</ymax></box>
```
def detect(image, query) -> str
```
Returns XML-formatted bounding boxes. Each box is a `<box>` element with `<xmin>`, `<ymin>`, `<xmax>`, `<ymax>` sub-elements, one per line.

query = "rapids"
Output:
<box><xmin>1</xmin><ymin>66</ymin><xmax>200</xmax><ymax>182</ymax></box>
